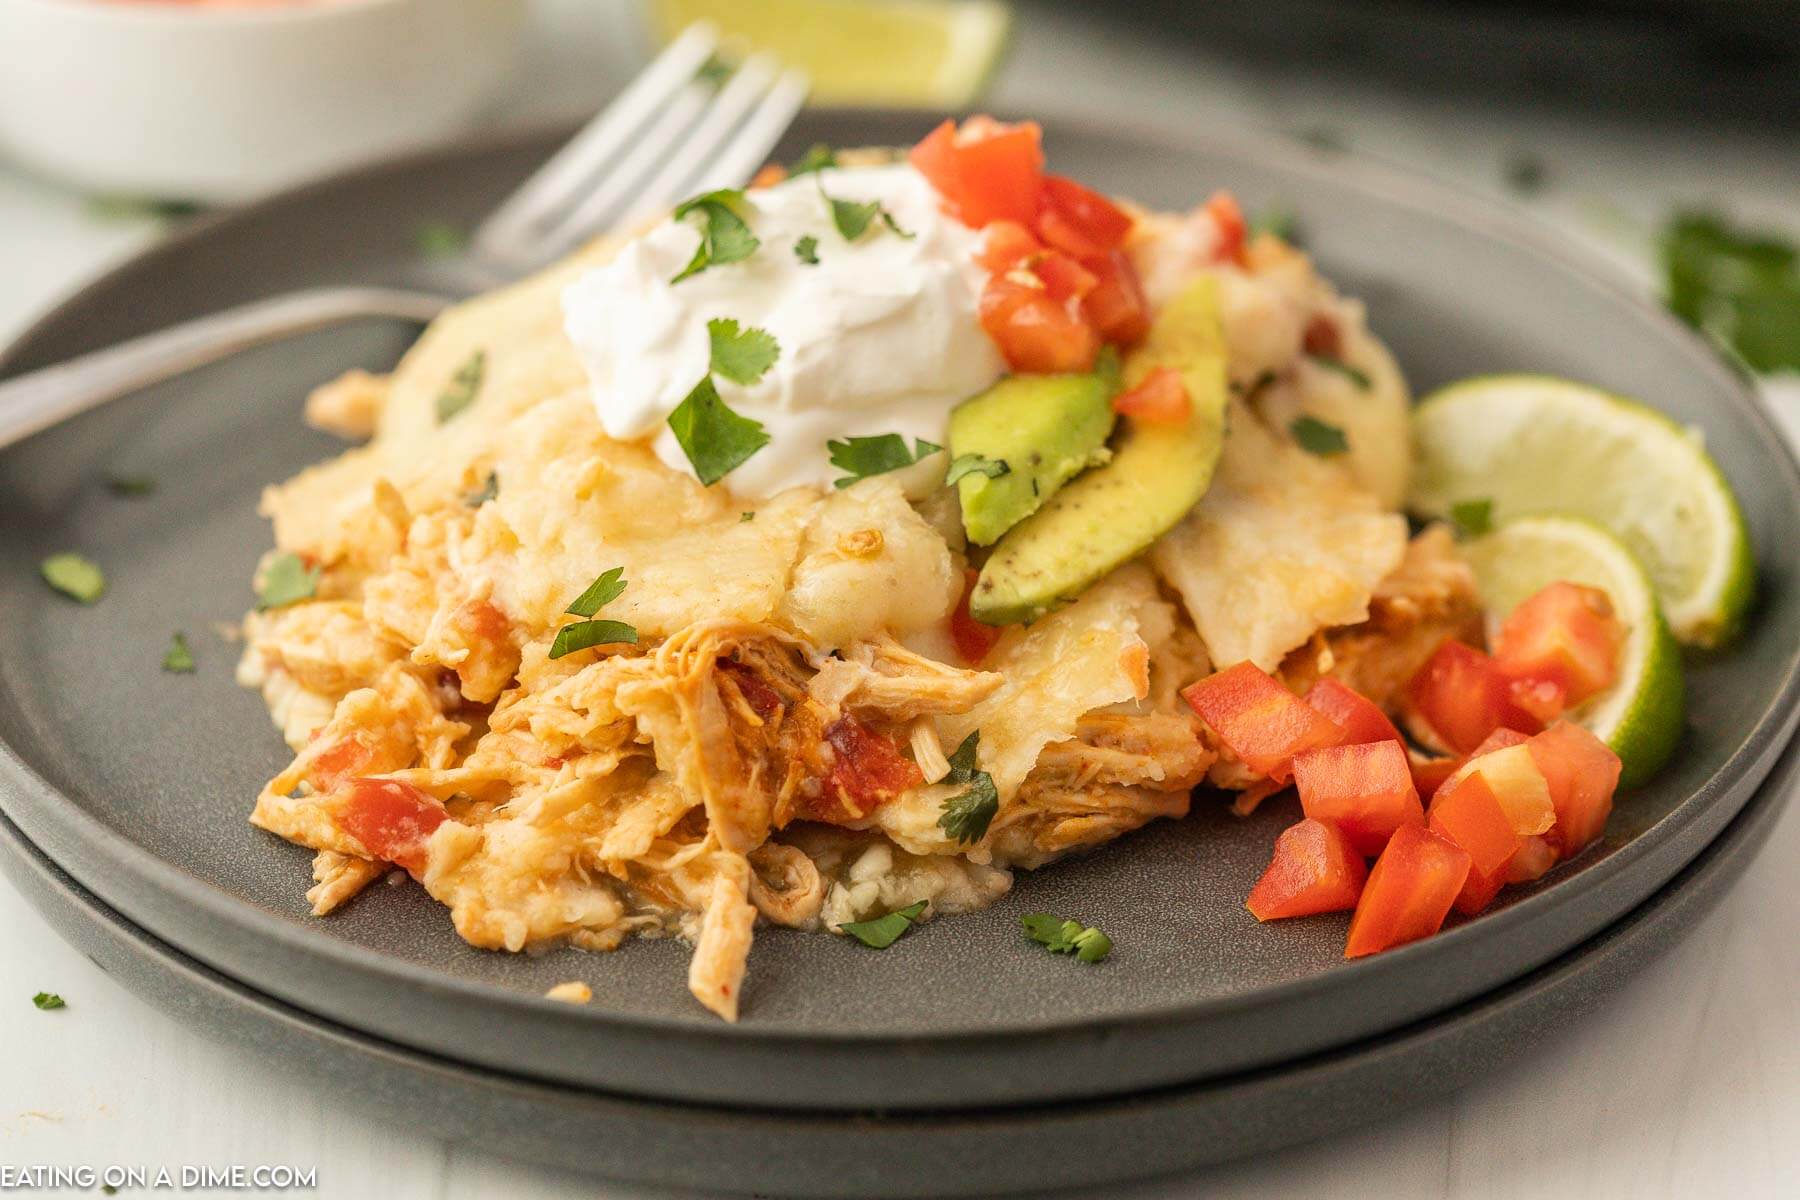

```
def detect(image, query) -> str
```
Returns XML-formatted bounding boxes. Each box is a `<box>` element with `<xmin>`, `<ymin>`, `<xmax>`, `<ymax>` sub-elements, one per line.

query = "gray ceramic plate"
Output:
<box><xmin>1</xmin><ymin>111</ymin><xmax>1797</xmax><ymax>1113</ymax></box>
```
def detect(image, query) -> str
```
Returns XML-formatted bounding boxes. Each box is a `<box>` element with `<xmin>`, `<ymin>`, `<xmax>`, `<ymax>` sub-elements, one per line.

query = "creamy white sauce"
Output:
<box><xmin>562</xmin><ymin>164</ymin><xmax>1004</xmax><ymax>497</ymax></box>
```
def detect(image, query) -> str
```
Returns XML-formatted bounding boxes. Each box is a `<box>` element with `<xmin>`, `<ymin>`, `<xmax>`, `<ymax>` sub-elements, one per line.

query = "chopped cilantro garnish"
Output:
<box><xmin>1234</xmin><ymin>369</ymin><xmax>1277</xmax><ymax>403</ymax></box>
<box><xmin>696</xmin><ymin>53</ymin><xmax>735</xmax><ymax>85</ymax></box>
<box><xmin>1503</xmin><ymin>150</ymin><xmax>1549</xmax><ymax>196</ymax></box>
<box><xmin>936</xmin><ymin>731</ymin><xmax>999</xmax><ymax>843</ymax></box>
<box><xmin>838</xmin><ymin>900</ymin><xmax>928</xmax><ymax>949</ymax></box>
<box><xmin>789</xmin><ymin>144</ymin><xmax>838</xmax><ymax>177</ymax></box>
<box><xmin>827</xmin><ymin>433</ymin><xmax>941</xmax><ymax>489</ymax></box>
<box><xmin>1250</xmin><ymin>206</ymin><xmax>1300</xmax><ymax>244</ymax></box>
<box><xmin>740</xmin><ymin>511</ymin><xmax>756</xmax><ymax>522</ymax></box>
<box><xmin>435</xmin><ymin>349</ymin><xmax>486</xmax><ymax>423</ymax></box>
<box><xmin>414</xmin><ymin>220</ymin><xmax>468</xmax><ymax>258</ymax></box>
<box><xmin>668</xmin><ymin>376</ymin><xmax>771</xmax><ymax>486</ymax></box>
<box><xmin>32</xmin><ymin>992</ymin><xmax>65</xmax><ymax>1011</ymax></box>
<box><xmin>464</xmin><ymin>472</ymin><xmax>499</xmax><ymax>507</ymax></box>
<box><xmin>1661</xmin><ymin>210</ymin><xmax>1800</xmax><ymax>374</ymax></box>
<box><xmin>708</xmin><ymin>318</ymin><xmax>781</xmax><ymax>385</ymax></box>
<box><xmin>1290</xmin><ymin>415</ymin><xmax>1350</xmax><ymax>457</ymax></box>
<box><xmin>105</xmin><ymin>474</ymin><xmax>155</xmax><ymax>497</ymax></box>
<box><xmin>84</xmin><ymin>194</ymin><xmax>199</xmax><ymax>223</ymax></box>
<box><xmin>40</xmin><ymin>553</ymin><xmax>105</xmax><ymax>604</ymax></box>
<box><xmin>794</xmin><ymin>235</ymin><xmax>820</xmax><ymax>265</ymax></box>
<box><xmin>162</xmin><ymin>632</ymin><xmax>196</xmax><ymax>674</ymax></box>
<box><xmin>565</xmin><ymin>567</ymin><xmax>626</xmax><ymax>617</ymax></box>
<box><xmin>822</xmin><ymin>183</ymin><xmax>914</xmax><ymax>243</ymax></box>
<box><xmin>671</xmin><ymin>189</ymin><xmax>759</xmax><ymax>284</ymax></box>
<box><xmin>1450</xmin><ymin>498</ymin><xmax>1494</xmax><ymax>537</ymax></box>
<box><xmin>1306</xmin><ymin>352</ymin><xmax>1371</xmax><ymax>390</ymax></box>
<box><xmin>257</xmin><ymin>552</ymin><xmax>319</xmax><ymax>611</ymax></box>
<box><xmin>1021</xmin><ymin>914</ymin><xmax>1112</xmax><ymax>963</ymax></box>
<box><xmin>945</xmin><ymin>453</ymin><xmax>1009</xmax><ymax>486</ymax></box>
<box><xmin>548</xmin><ymin>619</ymin><xmax>638</xmax><ymax>660</ymax></box>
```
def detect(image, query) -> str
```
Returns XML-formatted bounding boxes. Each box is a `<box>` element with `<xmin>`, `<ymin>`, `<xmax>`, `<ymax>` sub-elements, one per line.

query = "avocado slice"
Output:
<box><xmin>971</xmin><ymin>277</ymin><xmax>1229</xmax><ymax>625</ymax></box>
<box><xmin>948</xmin><ymin>353</ymin><xmax>1120</xmax><ymax>546</ymax></box>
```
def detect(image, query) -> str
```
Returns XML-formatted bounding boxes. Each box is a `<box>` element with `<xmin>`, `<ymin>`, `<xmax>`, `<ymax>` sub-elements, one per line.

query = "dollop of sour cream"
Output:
<box><xmin>562</xmin><ymin>163</ymin><xmax>1003</xmax><ymax>497</ymax></box>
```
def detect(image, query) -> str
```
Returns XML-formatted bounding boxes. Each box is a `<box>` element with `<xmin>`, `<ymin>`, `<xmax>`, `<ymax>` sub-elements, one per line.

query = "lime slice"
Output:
<box><xmin>1410</xmin><ymin>374</ymin><xmax>1754</xmax><ymax>647</ymax></box>
<box><xmin>1463</xmin><ymin>515</ymin><xmax>1684</xmax><ymax>786</ymax></box>
<box><xmin>647</xmin><ymin>0</ymin><xmax>1013</xmax><ymax>108</ymax></box>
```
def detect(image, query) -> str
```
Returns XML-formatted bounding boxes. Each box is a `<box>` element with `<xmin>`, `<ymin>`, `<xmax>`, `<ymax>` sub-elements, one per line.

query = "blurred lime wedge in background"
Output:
<box><xmin>647</xmin><ymin>0</ymin><xmax>1012</xmax><ymax>107</ymax></box>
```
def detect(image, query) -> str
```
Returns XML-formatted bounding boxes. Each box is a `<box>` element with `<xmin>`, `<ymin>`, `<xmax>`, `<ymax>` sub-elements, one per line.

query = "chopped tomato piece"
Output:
<box><xmin>1428</xmin><ymin>771</ymin><xmax>1522</xmax><ymax>878</ymax></box>
<box><xmin>979</xmin><ymin>274</ymin><xmax>1102</xmax><ymax>373</ymax></box>
<box><xmin>1345</xmin><ymin>823</ymin><xmax>1471</xmax><ymax>958</ymax></box>
<box><xmin>1305</xmin><ymin>678</ymin><xmax>1404</xmax><ymax>747</ymax></box>
<box><xmin>1247</xmin><ymin>818</ymin><xmax>1367</xmax><ymax>921</ymax></box>
<box><xmin>1032</xmin><ymin>251</ymin><xmax>1099</xmax><ymax>303</ymax></box>
<box><xmin>908</xmin><ymin>116</ymin><xmax>1045</xmax><ymax>228</ymax></box>
<box><xmin>1036</xmin><ymin>174</ymin><xmax>1134</xmax><ymax>258</ymax></box>
<box><xmin>1494</xmin><ymin>582</ymin><xmax>1624</xmax><ymax>709</ymax></box>
<box><xmin>813</xmin><ymin>716</ymin><xmax>924</xmax><ymax>824</ymax></box>
<box><xmin>1111</xmin><ymin>366</ymin><xmax>1191</xmax><ymax>424</ymax></box>
<box><xmin>976</xmin><ymin>219</ymin><xmax>1043</xmax><ymax>271</ymax></box>
<box><xmin>1471</xmin><ymin>726</ymin><xmax>1532</xmax><ymax>755</ymax></box>
<box><xmin>310</xmin><ymin>735</ymin><xmax>375</xmax><ymax>793</ymax></box>
<box><xmin>1203</xmin><ymin>190</ymin><xmax>1249</xmax><ymax>267</ymax></box>
<box><xmin>1466</xmin><ymin>744</ymin><xmax>1557</xmax><ymax>836</ymax></box>
<box><xmin>950</xmin><ymin>569</ymin><xmax>1003</xmax><ymax>664</ymax></box>
<box><xmin>1182</xmin><ymin>661</ymin><xmax>1345</xmax><ymax>783</ymax></box>
<box><xmin>1506</xmin><ymin>836</ymin><xmax>1558</xmax><ymax>884</ymax></box>
<box><xmin>336</xmin><ymin>778</ymin><xmax>447</xmax><ymax>875</ymax></box>
<box><xmin>1409</xmin><ymin>753</ymin><xmax>1463</xmax><ymax>802</ymax></box>
<box><xmin>1082</xmin><ymin>250</ymin><xmax>1151</xmax><ymax>345</ymax></box>
<box><xmin>1452</xmin><ymin>863</ymin><xmax>1507</xmax><ymax>917</ymax></box>
<box><xmin>1408</xmin><ymin>638</ymin><xmax>1541</xmax><ymax>755</ymax></box>
<box><xmin>1294</xmin><ymin>740</ymin><xmax>1424</xmax><ymax>857</ymax></box>
<box><xmin>1301</xmin><ymin>313</ymin><xmax>1342</xmax><ymax>358</ymax></box>
<box><xmin>1526</xmin><ymin>720</ymin><xmax>1622</xmax><ymax>858</ymax></box>
<box><xmin>717</xmin><ymin>658</ymin><xmax>782</xmax><ymax>719</ymax></box>
<box><xmin>1505</xmin><ymin>675</ymin><xmax>1568</xmax><ymax>727</ymax></box>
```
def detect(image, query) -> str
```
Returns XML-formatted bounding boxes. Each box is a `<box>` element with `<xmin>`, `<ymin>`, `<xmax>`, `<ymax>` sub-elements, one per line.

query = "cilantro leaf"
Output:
<box><xmin>1289</xmin><ymin>415</ymin><xmax>1350</xmax><ymax>457</ymax></box>
<box><xmin>936</xmin><ymin>731</ymin><xmax>999</xmax><ymax>843</ymax></box>
<box><xmin>822</xmin><ymin>183</ymin><xmax>914</xmax><ymax>243</ymax></box>
<box><xmin>1305</xmin><ymin>352</ymin><xmax>1371</xmax><ymax>390</ymax></box>
<box><xmin>789</xmin><ymin>144</ymin><xmax>838</xmax><ymax>177</ymax></box>
<box><xmin>257</xmin><ymin>552</ymin><xmax>319</xmax><ymax>611</ymax></box>
<box><xmin>794</xmin><ymin>235</ymin><xmax>820</xmax><ymax>265</ymax></box>
<box><xmin>708</xmin><ymin>318</ymin><xmax>781</xmax><ymax>385</ymax></box>
<box><xmin>105</xmin><ymin>474</ymin><xmax>155</xmax><ymax>497</ymax></box>
<box><xmin>1661</xmin><ymin>210</ymin><xmax>1800</xmax><ymax>374</ymax></box>
<box><xmin>1450</xmin><ymin>498</ymin><xmax>1494</xmax><ymax>537</ymax></box>
<box><xmin>1021</xmin><ymin>914</ymin><xmax>1113</xmax><ymax>963</ymax></box>
<box><xmin>32</xmin><ymin>992</ymin><xmax>65</xmax><ymax>1011</ymax></box>
<box><xmin>435</xmin><ymin>349</ymin><xmax>486</xmax><ymax>423</ymax></box>
<box><xmin>464</xmin><ymin>472</ymin><xmax>499</xmax><ymax>507</ymax></box>
<box><xmin>667</xmin><ymin>376</ymin><xmax>771</xmax><ymax>486</ymax></box>
<box><xmin>827</xmin><ymin>433</ymin><xmax>942</xmax><ymax>489</ymax></box>
<box><xmin>162</xmin><ymin>632</ymin><xmax>196</xmax><ymax>674</ymax></box>
<box><xmin>565</xmin><ymin>567</ymin><xmax>626</xmax><ymax>617</ymax></box>
<box><xmin>671</xmin><ymin>189</ymin><xmax>760</xmax><ymax>284</ymax></box>
<box><xmin>40</xmin><ymin>553</ymin><xmax>105</xmax><ymax>604</ymax></box>
<box><xmin>740</xmin><ymin>511</ymin><xmax>756</xmax><ymax>522</ymax></box>
<box><xmin>837</xmin><ymin>900</ymin><xmax>928</xmax><ymax>949</ymax></box>
<box><xmin>548</xmin><ymin>619</ymin><xmax>638</xmax><ymax>660</ymax></box>
<box><xmin>414</xmin><ymin>220</ymin><xmax>468</xmax><ymax>258</ymax></box>
<box><xmin>945</xmin><ymin>453</ymin><xmax>1010</xmax><ymax>486</ymax></box>
<box><xmin>1250</xmin><ymin>206</ymin><xmax>1301</xmax><ymax>244</ymax></box>
<box><xmin>696</xmin><ymin>53</ymin><xmax>735</xmax><ymax>86</ymax></box>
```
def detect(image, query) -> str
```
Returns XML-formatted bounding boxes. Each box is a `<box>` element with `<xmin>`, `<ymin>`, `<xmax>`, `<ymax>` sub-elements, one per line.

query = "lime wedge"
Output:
<box><xmin>647</xmin><ymin>0</ymin><xmax>1013</xmax><ymax>108</ymax></box>
<box><xmin>1409</xmin><ymin>374</ymin><xmax>1754</xmax><ymax>647</ymax></box>
<box><xmin>1463</xmin><ymin>515</ymin><xmax>1684</xmax><ymax>786</ymax></box>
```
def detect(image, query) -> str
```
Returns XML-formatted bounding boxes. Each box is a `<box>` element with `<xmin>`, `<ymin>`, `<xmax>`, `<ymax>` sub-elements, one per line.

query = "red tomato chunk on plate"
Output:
<box><xmin>1294</xmin><ymin>740</ymin><xmax>1424</xmax><ymax>857</ymax></box>
<box><xmin>334</xmin><ymin>778</ymin><xmax>447</xmax><ymax>875</ymax></box>
<box><xmin>1247</xmin><ymin>818</ymin><xmax>1367</xmax><ymax>921</ymax></box>
<box><xmin>1305</xmin><ymin>677</ymin><xmax>1404</xmax><ymax>747</ymax></box>
<box><xmin>1182</xmin><ymin>661</ymin><xmax>1345</xmax><ymax>783</ymax></box>
<box><xmin>908</xmin><ymin>117</ymin><xmax>1045</xmax><ymax>228</ymax></box>
<box><xmin>1345</xmin><ymin>823</ymin><xmax>1472</xmax><ymax>958</ymax></box>
<box><xmin>1494</xmin><ymin>582</ymin><xmax>1623</xmax><ymax>710</ymax></box>
<box><xmin>1527</xmin><ymin>720</ymin><xmax>1623</xmax><ymax>858</ymax></box>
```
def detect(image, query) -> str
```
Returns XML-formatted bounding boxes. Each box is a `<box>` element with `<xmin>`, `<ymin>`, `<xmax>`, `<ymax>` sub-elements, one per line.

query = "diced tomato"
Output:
<box><xmin>1409</xmin><ymin>753</ymin><xmax>1463</xmax><ymax>802</ymax></box>
<box><xmin>717</xmin><ymin>658</ymin><xmax>782</xmax><ymax>720</ymax></box>
<box><xmin>1471</xmin><ymin>726</ymin><xmax>1532</xmax><ymax>755</ymax></box>
<box><xmin>1465</xmin><ymin>744</ymin><xmax>1557</xmax><ymax>837</ymax></box>
<box><xmin>1452</xmin><ymin>863</ymin><xmax>1506</xmax><ymax>917</ymax></box>
<box><xmin>749</xmin><ymin>163</ymin><xmax>787</xmax><ymax>190</ymax></box>
<box><xmin>1305</xmin><ymin>678</ymin><xmax>1404</xmax><ymax>747</ymax></box>
<box><xmin>1111</xmin><ymin>366</ymin><xmax>1191</xmax><ymax>424</ymax></box>
<box><xmin>908</xmin><ymin>116</ymin><xmax>1045</xmax><ymax>228</ymax></box>
<box><xmin>1036</xmin><ymin>174</ymin><xmax>1134</xmax><ymax>258</ymax></box>
<box><xmin>1345</xmin><ymin>823</ymin><xmax>1472</xmax><ymax>958</ymax></box>
<box><xmin>311</xmin><ymin>736</ymin><xmax>375</xmax><ymax>793</ymax></box>
<box><xmin>1526</xmin><ymin>720</ymin><xmax>1622</xmax><ymax>858</ymax></box>
<box><xmin>1032</xmin><ymin>251</ymin><xmax>1099</xmax><ymax>303</ymax></box>
<box><xmin>1408</xmin><ymin>638</ymin><xmax>1540</xmax><ymax>755</ymax></box>
<box><xmin>1506</xmin><ymin>836</ymin><xmax>1558</xmax><ymax>884</ymax></box>
<box><xmin>1494</xmin><ymin>582</ymin><xmax>1624</xmax><ymax>709</ymax></box>
<box><xmin>1182</xmin><ymin>661</ymin><xmax>1345</xmax><ymax>784</ymax></box>
<box><xmin>336</xmin><ymin>778</ymin><xmax>447</xmax><ymax>875</ymax></box>
<box><xmin>1428</xmin><ymin>770</ymin><xmax>1522</xmax><ymax>878</ymax></box>
<box><xmin>1301</xmin><ymin>313</ymin><xmax>1343</xmax><ymax>358</ymax></box>
<box><xmin>1505</xmin><ymin>675</ymin><xmax>1568</xmax><ymax>727</ymax></box>
<box><xmin>979</xmin><ymin>274</ymin><xmax>1101</xmax><ymax>373</ymax></box>
<box><xmin>1203</xmin><ymin>190</ymin><xmax>1249</xmax><ymax>267</ymax></box>
<box><xmin>976</xmin><ymin>219</ymin><xmax>1043</xmax><ymax>272</ymax></box>
<box><xmin>1294</xmin><ymin>740</ymin><xmax>1423</xmax><ymax>857</ymax></box>
<box><xmin>950</xmin><ymin>569</ymin><xmax>1003</xmax><ymax>664</ymax></box>
<box><xmin>1081</xmin><ymin>250</ymin><xmax>1151</xmax><ymax>345</ymax></box>
<box><xmin>1247</xmin><ymin>818</ymin><xmax>1367</xmax><ymax>921</ymax></box>
<box><xmin>813</xmin><ymin>716</ymin><xmax>924</xmax><ymax>824</ymax></box>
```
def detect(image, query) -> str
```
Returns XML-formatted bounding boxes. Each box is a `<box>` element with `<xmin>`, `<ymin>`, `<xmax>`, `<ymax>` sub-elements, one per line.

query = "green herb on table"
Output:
<box><xmin>696</xmin><ymin>53</ymin><xmax>735</xmax><ymax>86</ymax></box>
<box><xmin>671</xmin><ymin>189</ymin><xmax>760</xmax><ymax>284</ymax></box>
<box><xmin>41</xmin><ymin>553</ymin><xmax>105</xmax><ymax>603</ymax></box>
<box><xmin>1290</xmin><ymin>415</ymin><xmax>1350</xmax><ymax>457</ymax></box>
<box><xmin>84</xmin><ymin>194</ymin><xmax>200</xmax><ymax>223</ymax></box>
<box><xmin>668</xmin><ymin>376</ymin><xmax>770</xmax><ymax>486</ymax></box>
<box><xmin>414</xmin><ymin>220</ymin><xmax>468</xmax><ymax>258</ymax></box>
<box><xmin>708</xmin><ymin>318</ymin><xmax>781</xmax><ymax>385</ymax></box>
<box><xmin>1660</xmin><ymin>210</ymin><xmax>1800</xmax><ymax>375</ymax></box>
<box><xmin>1021</xmin><ymin>914</ymin><xmax>1112</xmax><ymax>963</ymax></box>
<box><xmin>257</xmin><ymin>552</ymin><xmax>319</xmax><ymax>611</ymax></box>
<box><xmin>838</xmin><ymin>900</ymin><xmax>928</xmax><ymax>949</ymax></box>
<box><xmin>944</xmin><ymin>453</ymin><xmax>1009</xmax><ymax>487</ymax></box>
<box><xmin>1450</xmin><ymin>498</ymin><xmax>1494</xmax><ymax>538</ymax></box>
<box><xmin>794</xmin><ymin>235</ymin><xmax>820</xmax><ymax>265</ymax></box>
<box><xmin>162</xmin><ymin>632</ymin><xmax>196</xmax><ymax>674</ymax></box>
<box><xmin>104</xmin><ymin>474</ymin><xmax>155</xmax><ymax>497</ymax></box>
<box><xmin>1250</xmin><ymin>206</ymin><xmax>1302</xmax><ymax>246</ymax></box>
<box><xmin>1305</xmin><ymin>352</ymin><xmax>1371</xmax><ymax>390</ymax></box>
<box><xmin>31</xmin><ymin>992</ymin><xmax>66</xmax><ymax>1011</ymax></box>
<box><xmin>435</xmin><ymin>349</ymin><xmax>486</xmax><ymax>423</ymax></box>
<box><xmin>822</xmin><ymin>184</ymin><xmax>913</xmax><ymax>243</ymax></box>
<box><xmin>827</xmin><ymin>433</ymin><xmax>942</xmax><ymax>489</ymax></box>
<box><xmin>548</xmin><ymin>570</ymin><xmax>638</xmax><ymax>661</ymax></box>
<box><xmin>936</xmin><ymin>731</ymin><xmax>999</xmax><ymax>844</ymax></box>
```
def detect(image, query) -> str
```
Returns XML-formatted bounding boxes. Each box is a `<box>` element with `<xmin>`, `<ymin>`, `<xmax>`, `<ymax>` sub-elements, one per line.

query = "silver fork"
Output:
<box><xmin>0</xmin><ymin>23</ymin><xmax>808</xmax><ymax>451</ymax></box>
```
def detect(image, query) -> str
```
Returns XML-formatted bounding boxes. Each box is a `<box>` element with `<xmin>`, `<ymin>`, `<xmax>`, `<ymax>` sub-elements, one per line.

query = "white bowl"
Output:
<box><xmin>0</xmin><ymin>0</ymin><xmax>529</xmax><ymax>202</ymax></box>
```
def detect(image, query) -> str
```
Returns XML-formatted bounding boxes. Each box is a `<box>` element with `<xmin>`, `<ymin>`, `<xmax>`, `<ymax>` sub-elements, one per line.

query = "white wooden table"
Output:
<box><xmin>2</xmin><ymin>3</ymin><xmax>1796</xmax><ymax>1196</ymax></box>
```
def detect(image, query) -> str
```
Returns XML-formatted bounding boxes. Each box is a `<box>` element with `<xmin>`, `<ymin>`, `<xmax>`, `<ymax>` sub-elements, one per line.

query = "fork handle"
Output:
<box><xmin>0</xmin><ymin>286</ymin><xmax>451</xmax><ymax>453</ymax></box>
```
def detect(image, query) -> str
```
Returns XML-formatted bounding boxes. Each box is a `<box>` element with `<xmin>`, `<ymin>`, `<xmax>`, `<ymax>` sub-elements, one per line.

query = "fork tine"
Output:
<box><xmin>681</xmin><ymin>68</ymin><xmax>811</xmax><ymax>197</ymax></box>
<box><xmin>471</xmin><ymin>23</ymin><xmax>720</xmax><ymax>261</ymax></box>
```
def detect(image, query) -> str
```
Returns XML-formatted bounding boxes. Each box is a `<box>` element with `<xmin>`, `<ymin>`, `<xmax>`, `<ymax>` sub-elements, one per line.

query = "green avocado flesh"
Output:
<box><xmin>971</xmin><ymin>278</ymin><xmax>1229</xmax><ymax>625</ymax></box>
<box><xmin>949</xmin><ymin>353</ymin><xmax>1120</xmax><ymax>546</ymax></box>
